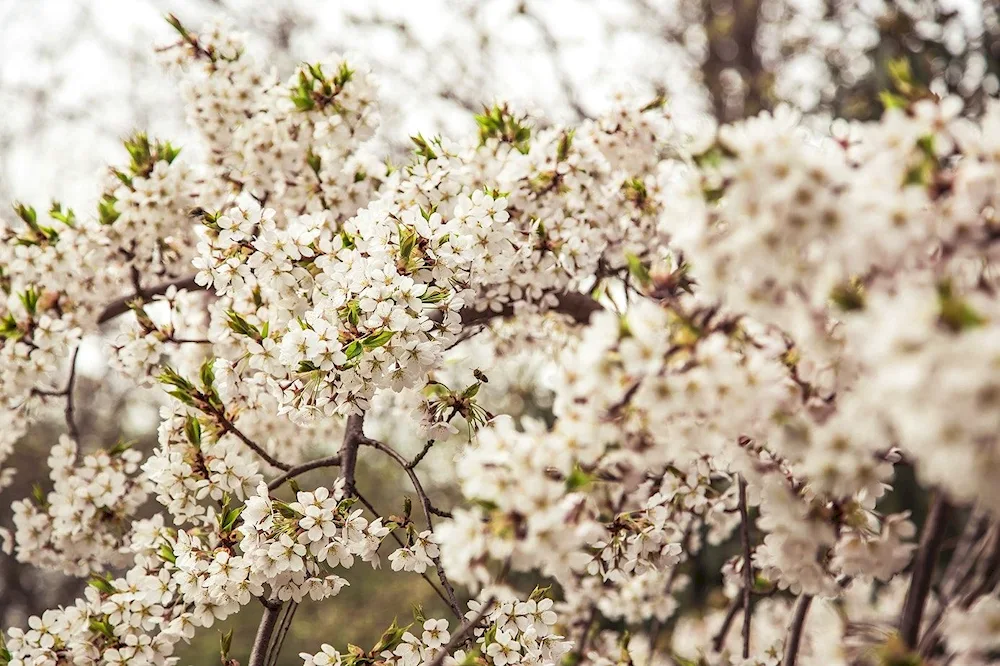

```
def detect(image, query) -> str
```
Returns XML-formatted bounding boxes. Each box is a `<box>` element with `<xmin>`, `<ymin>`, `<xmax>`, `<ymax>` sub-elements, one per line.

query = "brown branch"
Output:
<box><xmin>266</xmin><ymin>600</ymin><xmax>298</xmax><ymax>666</ymax></box>
<box><xmin>96</xmin><ymin>275</ymin><xmax>200</xmax><ymax>325</ymax></box>
<box><xmin>738</xmin><ymin>475</ymin><xmax>753</xmax><ymax>658</ymax></box>
<box><xmin>407</xmin><ymin>440</ymin><xmax>436</xmax><ymax>469</ymax></box>
<box><xmin>899</xmin><ymin>493</ymin><xmax>951</xmax><ymax>648</ymax></box>
<box><xmin>570</xmin><ymin>606</ymin><xmax>598</xmax><ymax>663</ymax></box>
<box><xmin>353</xmin><ymin>489</ymin><xmax>458</xmax><ymax>615</ymax></box>
<box><xmin>97</xmin><ymin>275</ymin><xmax>604</xmax><ymax>329</ymax></box>
<box><xmin>423</xmin><ymin>597</ymin><xmax>496</xmax><ymax>666</ymax></box>
<box><xmin>339</xmin><ymin>414</ymin><xmax>364</xmax><ymax>497</ymax></box>
<box><xmin>712</xmin><ymin>595</ymin><xmax>744</xmax><ymax>653</ymax></box>
<box><xmin>267</xmin><ymin>455</ymin><xmax>342</xmax><ymax>491</ymax></box>
<box><xmin>918</xmin><ymin>513</ymin><xmax>992</xmax><ymax>654</ymax></box>
<box><xmin>248</xmin><ymin>603</ymin><xmax>282</xmax><ymax>666</ymax></box>
<box><xmin>32</xmin><ymin>346</ymin><xmax>81</xmax><ymax>441</ymax></box>
<box><xmin>782</xmin><ymin>595</ymin><xmax>813</xmax><ymax>666</ymax></box>
<box><xmin>363</xmin><ymin>436</ymin><xmax>462</xmax><ymax>616</ymax></box>
<box><xmin>207</xmin><ymin>405</ymin><xmax>291</xmax><ymax>471</ymax></box>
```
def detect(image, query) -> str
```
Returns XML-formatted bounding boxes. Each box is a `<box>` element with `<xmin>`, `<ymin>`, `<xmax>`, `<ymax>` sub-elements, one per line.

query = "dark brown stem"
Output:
<box><xmin>899</xmin><ymin>493</ymin><xmax>951</xmax><ymax>648</ymax></box>
<box><xmin>782</xmin><ymin>595</ymin><xmax>813</xmax><ymax>666</ymax></box>
<box><xmin>738</xmin><ymin>475</ymin><xmax>753</xmax><ymax>658</ymax></box>
<box><xmin>248</xmin><ymin>603</ymin><xmax>282</xmax><ymax>666</ymax></box>
<box><xmin>457</xmin><ymin>290</ymin><xmax>603</xmax><ymax>327</ymax></box>
<box><xmin>407</xmin><ymin>440</ymin><xmax>436</xmax><ymax>469</ymax></box>
<box><xmin>339</xmin><ymin>414</ymin><xmax>364</xmax><ymax>497</ymax></box>
<box><xmin>33</xmin><ymin>346</ymin><xmax>81</xmax><ymax>441</ymax></box>
<box><xmin>266</xmin><ymin>600</ymin><xmax>298</xmax><ymax>666</ymax></box>
<box><xmin>97</xmin><ymin>275</ymin><xmax>201</xmax><ymax>325</ymax></box>
<box><xmin>353</xmin><ymin>489</ymin><xmax>458</xmax><ymax>615</ymax></box>
<box><xmin>267</xmin><ymin>455</ymin><xmax>342</xmax><ymax>491</ymax></box>
<box><xmin>712</xmin><ymin>595</ymin><xmax>744</xmax><ymax>653</ymax></box>
<box><xmin>571</xmin><ymin>606</ymin><xmax>598</xmax><ymax>663</ymax></box>
<box><xmin>364</xmin><ymin>436</ymin><xmax>462</xmax><ymax>616</ymax></box>
<box><xmin>97</xmin><ymin>275</ymin><xmax>603</xmax><ymax>329</ymax></box>
<box><xmin>423</xmin><ymin>597</ymin><xmax>496</xmax><ymax>666</ymax></box>
<box><xmin>208</xmin><ymin>405</ymin><xmax>290</xmax><ymax>471</ymax></box>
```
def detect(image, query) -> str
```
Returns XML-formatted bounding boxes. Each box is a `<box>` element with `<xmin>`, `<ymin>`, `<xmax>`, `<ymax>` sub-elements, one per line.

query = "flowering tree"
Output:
<box><xmin>4</xmin><ymin>13</ymin><xmax>1000</xmax><ymax>666</ymax></box>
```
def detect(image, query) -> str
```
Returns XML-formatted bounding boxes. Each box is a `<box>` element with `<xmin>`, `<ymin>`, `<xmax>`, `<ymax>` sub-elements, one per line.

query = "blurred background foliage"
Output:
<box><xmin>0</xmin><ymin>0</ymin><xmax>997</xmax><ymax>663</ymax></box>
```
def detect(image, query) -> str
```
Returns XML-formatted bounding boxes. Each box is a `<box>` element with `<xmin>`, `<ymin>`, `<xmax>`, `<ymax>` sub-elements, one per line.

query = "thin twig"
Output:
<box><xmin>919</xmin><ymin>515</ymin><xmax>994</xmax><ymax>654</ymax></box>
<box><xmin>353</xmin><ymin>489</ymin><xmax>458</xmax><ymax>615</ymax></box>
<box><xmin>712</xmin><ymin>595</ymin><xmax>744</xmax><ymax>653</ymax></box>
<box><xmin>782</xmin><ymin>595</ymin><xmax>813</xmax><ymax>666</ymax></box>
<box><xmin>32</xmin><ymin>346</ymin><xmax>82</xmax><ymax>440</ymax></box>
<box><xmin>423</xmin><ymin>597</ymin><xmax>496</xmax><ymax>666</ymax></box>
<box><xmin>364</xmin><ymin>437</ymin><xmax>462</xmax><ymax>616</ymax></box>
<box><xmin>208</xmin><ymin>405</ymin><xmax>291</xmax><ymax>471</ymax></box>
<box><xmin>407</xmin><ymin>440</ymin><xmax>436</xmax><ymax>469</ymax></box>
<box><xmin>899</xmin><ymin>493</ymin><xmax>951</xmax><ymax>648</ymax></box>
<box><xmin>571</xmin><ymin>606</ymin><xmax>598</xmax><ymax>663</ymax></box>
<box><xmin>267</xmin><ymin>455</ymin><xmax>342</xmax><ymax>491</ymax></box>
<box><xmin>738</xmin><ymin>475</ymin><xmax>753</xmax><ymax>658</ymax></box>
<box><xmin>63</xmin><ymin>347</ymin><xmax>80</xmax><ymax>441</ymax></box>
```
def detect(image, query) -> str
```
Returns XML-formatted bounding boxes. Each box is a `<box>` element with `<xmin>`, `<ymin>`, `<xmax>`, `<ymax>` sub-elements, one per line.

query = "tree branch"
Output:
<box><xmin>206</xmin><ymin>404</ymin><xmax>291</xmax><ymax>471</ymax></box>
<box><xmin>738</xmin><ymin>475</ymin><xmax>753</xmax><ymax>658</ymax></box>
<box><xmin>423</xmin><ymin>597</ymin><xmax>495</xmax><ymax>666</ymax></box>
<box><xmin>712</xmin><ymin>595</ymin><xmax>744</xmax><ymax>653</ymax></box>
<box><xmin>96</xmin><ymin>275</ymin><xmax>201</xmax><ymax>325</ymax></box>
<box><xmin>457</xmin><ymin>290</ymin><xmax>604</xmax><ymax>327</ymax></box>
<box><xmin>339</xmin><ymin>414</ymin><xmax>364</xmax><ymax>497</ymax></box>
<box><xmin>267</xmin><ymin>455</ymin><xmax>342</xmax><ymax>491</ymax></box>
<box><xmin>96</xmin><ymin>274</ymin><xmax>604</xmax><ymax>329</ymax></box>
<box><xmin>266</xmin><ymin>600</ymin><xmax>298</xmax><ymax>666</ymax></box>
<box><xmin>899</xmin><ymin>493</ymin><xmax>951</xmax><ymax>648</ymax></box>
<box><xmin>363</xmin><ymin>436</ymin><xmax>462</xmax><ymax>617</ymax></box>
<box><xmin>248</xmin><ymin>603</ymin><xmax>282</xmax><ymax>666</ymax></box>
<box><xmin>353</xmin><ymin>488</ymin><xmax>458</xmax><ymax>615</ymax></box>
<box><xmin>782</xmin><ymin>595</ymin><xmax>813</xmax><ymax>666</ymax></box>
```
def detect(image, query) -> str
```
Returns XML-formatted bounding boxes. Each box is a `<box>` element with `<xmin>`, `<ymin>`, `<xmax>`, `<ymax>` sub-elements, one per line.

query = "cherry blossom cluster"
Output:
<box><xmin>10</xmin><ymin>435</ymin><xmax>148</xmax><ymax>577</ymax></box>
<box><xmin>5</xmin><ymin>15</ymin><xmax>1000</xmax><ymax>666</ymax></box>
<box><xmin>300</xmin><ymin>591</ymin><xmax>570</xmax><ymax>666</ymax></box>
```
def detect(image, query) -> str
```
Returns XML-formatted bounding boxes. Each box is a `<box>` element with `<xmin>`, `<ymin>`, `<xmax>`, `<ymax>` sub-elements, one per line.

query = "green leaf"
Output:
<box><xmin>362</xmin><ymin>330</ymin><xmax>395</xmax><ymax>350</ymax></box>
<box><xmin>420</xmin><ymin>287</ymin><xmax>450</xmax><ymax>304</ymax></box>
<box><xmin>306</xmin><ymin>149</ymin><xmax>322</xmax><ymax>175</ymax></box>
<box><xmin>625</xmin><ymin>253</ymin><xmax>652</xmax><ymax>288</ymax></box>
<box><xmin>31</xmin><ymin>483</ymin><xmax>47</xmax><ymax>507</ymax></box>
<box><xmin>221</xmin><ymin>505</ymin><xmax>244</xmax><ymax>532</ymax></box>
<box><xmin>88</xmin><ymin>574</ymin><xmax>117</xmax><ymax>595</ymax></box>
<box><xmin>185</xmin><ymin>416</ymin><xmax>202</xmax><ymax>446</ymax></box>
<box><xmin>398</xmin><ymin>226</ymin><xmax>417</xmax><ymax>264</ymax></box>
<box><xmin>89</xmin><ymin>617</ymin><xmax>116</xmax><ymax>639</ymax></box>
<box><xmin>225</xmin><ymin>310</ymin><xmax>262</xmax><ymax>341</ymax></box>
<box><xmin>220</xmin><ymin>628</ymin><xmax>234</xmax><ymax>660</ymax></box>
<box><xmin>344</xmin><ymin>340</ymin><xmax>364</xmax><ymax>360</ymax></box>
<box><xmin>879</xmin><ymin>90</ymin><xmax>907</xmax><ymax>111</ymax></box>
<box><xmin>411</xmin><ymin>134</ymin><xmax>438</xmax><ymax>160</ymax></box>
<box><xmin>938</xmin><ymin>281</ymin><xmax>987</xmax><ymax>332</ymax></box>
<box><xmin>49</xmin><ymin>201</ymin><xmax>76</xmax><ymax>227</ymax></box>
<box><xmin>564</xmin><ymin>464</ymin><xmax>594</xmax><ymax>492</ymax></box>
<box><xmin>830</xmin><ymin>279</ymin><xmax>866</xmax><ymax>312</ymax></box>
<box><xmin>556</xmin><ymin>129</ymin><xmax>575</xmax><ymax>162</ymax></box>
<box><xmin>158</xmin><ymin>543</ymin><xmax>177</xmax><ymax>564</ymax></box>
<box><xmin>200</xmin><ymin>357</ymin><xmax>216</xmax><ymax>390</ymax></box>
<box><xmin>108</xmin><ymin>439</ymin><xmax>134</xmax><ymax>456</ymax></box>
